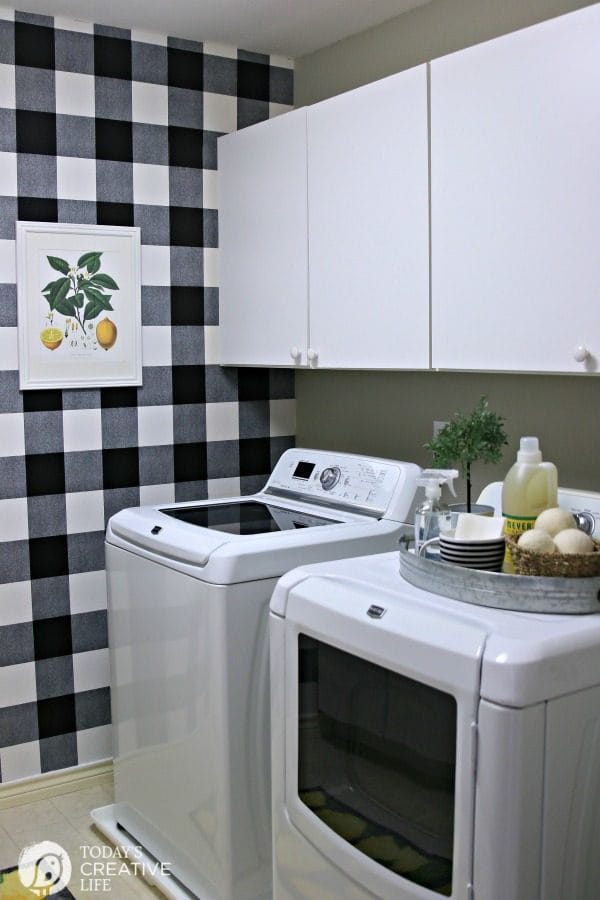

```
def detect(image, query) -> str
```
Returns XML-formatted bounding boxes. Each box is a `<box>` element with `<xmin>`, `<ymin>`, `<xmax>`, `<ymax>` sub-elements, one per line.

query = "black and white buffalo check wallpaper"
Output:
<box><xmin>0</xmin><ymin>8</ymin><xmax>295</xmax><ymax>782</ymax></box>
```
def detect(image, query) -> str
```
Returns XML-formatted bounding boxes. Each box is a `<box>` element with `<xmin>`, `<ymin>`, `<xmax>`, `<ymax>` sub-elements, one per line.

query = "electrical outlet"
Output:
<box><xmin>433</xmin><ymin>420</ymin><xmax>448</xmax><ymax>438</ymax></box>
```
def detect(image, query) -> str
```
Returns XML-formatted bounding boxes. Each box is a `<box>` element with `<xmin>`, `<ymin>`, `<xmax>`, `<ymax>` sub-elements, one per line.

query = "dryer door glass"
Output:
<box><xmin>298</xmin><ymin>634</ymin><xmax>456</xmax><ymax>895</ymax></box>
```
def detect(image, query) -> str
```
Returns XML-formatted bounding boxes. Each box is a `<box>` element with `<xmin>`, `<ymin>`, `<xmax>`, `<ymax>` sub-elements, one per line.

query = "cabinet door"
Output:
<box><xmin>218</xmin><ymin>109</ymin><xmax>308</xmax><ymax>366</ymax></box>
<box><xmin>431</xmin><ymin>5</ymin><xmax>600</xmax><ymax>373</ymax></box>
<box><xmin>307</xmin><ymin>66</ymin><xmax>430</xmax><ymax>369</ymax></box>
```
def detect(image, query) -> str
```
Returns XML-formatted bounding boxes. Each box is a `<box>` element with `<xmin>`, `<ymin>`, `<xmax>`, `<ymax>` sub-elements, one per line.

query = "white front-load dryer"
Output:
<box><xmin>269</xmin><ymin>486</ymin><xmax>600</xmax><ymax>900</ymax></box>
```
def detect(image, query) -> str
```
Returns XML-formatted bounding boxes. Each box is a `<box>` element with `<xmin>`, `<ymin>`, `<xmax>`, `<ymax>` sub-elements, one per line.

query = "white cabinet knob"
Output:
<box><xmin>290</xmin><ymin>346</ymin><xmax>301</xmax><ymax>361</ymax></box>
<box><xmin>307</xmin><ymin>348</ymin><xmax>318</xmax><ymax>366</ymax></box>
<box><xmin>573</xmin><ymin>345</ymin><xmax>590</xmax><ymax>363</ymax></box>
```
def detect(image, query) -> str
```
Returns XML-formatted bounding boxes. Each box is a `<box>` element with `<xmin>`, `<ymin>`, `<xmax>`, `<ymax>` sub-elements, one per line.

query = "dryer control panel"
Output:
<box><xmin>265</xmin><ymin>448</ymin><xmax>420</xmax><ymax>521</ymax></box>
<box><xmin>557</xmin><ymin>487</ymin><xmax>600</xmax><ymax>539</ymax></box>
<box><xmin>478</xmin><ymin>482</ymin><xmax>600</xmax><ymax>539</ymax></box>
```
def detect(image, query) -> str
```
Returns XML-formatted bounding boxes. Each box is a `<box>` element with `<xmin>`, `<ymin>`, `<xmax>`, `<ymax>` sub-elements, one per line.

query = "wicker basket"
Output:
<box><xmin>506</xmin><ymin>534</ymin><xmax>600</xmax><ymax>577</ymax></box>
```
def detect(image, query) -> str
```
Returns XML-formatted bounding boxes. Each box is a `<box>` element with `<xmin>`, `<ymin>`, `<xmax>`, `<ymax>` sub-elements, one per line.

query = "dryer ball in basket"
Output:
<box><xmin>534</xmin><ymin>507</ymin><xmax>576</xmax><ymax>537</ymax></box>
<box><xmin>553</xmin><ymin>528</ymin><xmax>594</xmax><ymax>554</ymax></box>
<box><xmin>518</xmin><ymin>529</ymin><xmax>556</xmax><ymax>554</ymax></box>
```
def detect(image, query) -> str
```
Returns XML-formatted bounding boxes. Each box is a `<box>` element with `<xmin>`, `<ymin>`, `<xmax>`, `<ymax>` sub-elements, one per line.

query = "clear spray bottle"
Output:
<box><xmin>414</xmin><ymin>469</ymin><xmax>459</xmax><ymax>560</ymax></box>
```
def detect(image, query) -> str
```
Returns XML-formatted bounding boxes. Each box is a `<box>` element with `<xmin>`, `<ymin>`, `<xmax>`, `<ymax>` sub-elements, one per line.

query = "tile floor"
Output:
<box><xmin>0</xmin><ymin>780</ymin><xmax>164</xmax><ymax>898</ymax></box>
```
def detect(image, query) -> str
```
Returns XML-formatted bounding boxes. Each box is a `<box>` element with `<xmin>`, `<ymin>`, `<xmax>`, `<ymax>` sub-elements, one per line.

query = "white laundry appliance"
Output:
<box><xmin>92</xmin><ymin>448</ymin><xmax>420</xmax><ymax>900</ymax></box>
<box><xmin>270</xmin><ymin>485</ymin><xmax>600</xmax><ymax>900</ymax></box>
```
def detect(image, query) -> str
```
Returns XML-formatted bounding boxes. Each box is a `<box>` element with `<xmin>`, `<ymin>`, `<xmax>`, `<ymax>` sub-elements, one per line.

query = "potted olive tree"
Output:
<box><xmin>424</xmin><ymin>396</ymin><xmax>508</xmax><ymax>513</ymax></box>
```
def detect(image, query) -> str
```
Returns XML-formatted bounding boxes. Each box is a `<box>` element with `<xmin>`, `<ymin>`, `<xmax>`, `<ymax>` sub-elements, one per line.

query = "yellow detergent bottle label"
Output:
<box><xmin>503</xmin><ymin>515</ymin><xmax>536</xmax><ymax>573</ymax></box>
<box><xmin>503</xmin><ymin>514</ymin><xmax>536</xmax><ymax>537</ymax></box>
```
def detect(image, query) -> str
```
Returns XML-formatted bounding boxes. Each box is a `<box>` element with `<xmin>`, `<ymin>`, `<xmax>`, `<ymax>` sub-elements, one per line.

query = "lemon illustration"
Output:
<box><xmin>96</xmin><ymin>317</ymin><xmax>117</xmax><ymax>350</ymax></box>
<box><xmin>40</xmin><ymin>327</ymin><xmax>63</xmax><ymax>350</ymax></box>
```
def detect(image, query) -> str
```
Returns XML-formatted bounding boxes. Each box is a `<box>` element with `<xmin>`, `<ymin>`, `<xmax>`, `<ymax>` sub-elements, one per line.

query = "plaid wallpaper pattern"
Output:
<box><xmin>0</xmin><ymin>9</ymin><xmax>295</xmax><ymax>783</ymax></box>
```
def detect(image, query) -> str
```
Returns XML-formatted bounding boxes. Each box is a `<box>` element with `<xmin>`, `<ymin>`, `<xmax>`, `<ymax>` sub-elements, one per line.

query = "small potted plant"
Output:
<box><xmin>424</xmin><ymin>396</ymin><xmax>508</xmax><ymax>512</ymax></box>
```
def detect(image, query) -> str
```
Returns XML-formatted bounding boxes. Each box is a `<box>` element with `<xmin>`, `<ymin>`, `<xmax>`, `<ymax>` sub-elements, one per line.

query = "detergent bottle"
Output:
<box><xmin>502</xmin><ymin>437</ymin><xmax>558</xmax><ymax>570</ymax></box>
<box><xmin>414</xmin><ymin>469</ymin><xmax>458</xmax><ymax>560</ymax></box>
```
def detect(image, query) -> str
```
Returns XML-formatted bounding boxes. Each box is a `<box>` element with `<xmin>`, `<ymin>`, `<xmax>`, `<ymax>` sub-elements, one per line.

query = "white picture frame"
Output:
<box><xmin>16</xmin><ymin>221</ymin><xmax>142</xmax><ymax>390</ymax></box>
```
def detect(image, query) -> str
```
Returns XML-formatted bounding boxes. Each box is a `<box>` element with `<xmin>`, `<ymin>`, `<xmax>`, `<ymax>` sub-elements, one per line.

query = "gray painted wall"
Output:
<box><xmin>295</xmin><ymin>0</ymin><xmax>597</xmax><ymax>104</ymax></box>
<box><xmin>294</xmin><ymin>0</ymin><xmax>600</xmax><ymax>502</ymax></box>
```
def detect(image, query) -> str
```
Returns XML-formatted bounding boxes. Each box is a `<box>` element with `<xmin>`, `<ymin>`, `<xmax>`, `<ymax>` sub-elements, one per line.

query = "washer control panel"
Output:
<box><xmin>266</xmin><ymin>448</ymin><xmax>420</xmax><ymax>520</ymax></box>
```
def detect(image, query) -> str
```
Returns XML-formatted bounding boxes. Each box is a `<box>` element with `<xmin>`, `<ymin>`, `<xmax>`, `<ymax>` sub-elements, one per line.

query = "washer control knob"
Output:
<box><xmin>573</xmin><ymin>511</ymin><xmax>595</xmax><ymax>535</ymax></box>
<box><xmin>307</xmin><ymin>348</ymin><xmax>318</xmax><ymax>366</ymax></box>
<box><xmin>290</xmin><ymin>346</ymin><xmax>301</xmax><ymax>361</ymax></box>
<box><xmin>320</xmin><ymin>466</ymin><xmax>341</xmax><ymax>491</ymax></box>
<box><xmin>573</xmin><ymin>345</ymin><xmax>590</xmax><ymax>363</ymax></box>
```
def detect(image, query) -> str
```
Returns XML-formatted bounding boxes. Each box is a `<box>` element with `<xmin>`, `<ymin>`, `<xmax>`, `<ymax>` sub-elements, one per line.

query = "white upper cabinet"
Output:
<box><xmin>218</xmin><ymin>66</ymin><xmax>429</xmax><ymax>369</ymax></box>
<box><xmin>307</xmin><ymin>66</ymin><xmax>429</xmax><ymax>369</ymax></box>
<box><xmin>218</xmin><ymin>108</ymin><xmax>309</xmax><ymax>367</ymax></box>
<box><xmin>220</xmin><ymin>5</ymin><xmax>600</xmax><ymax>373</ymax></box>
<box><xmin>430</xmin><ymin>4</ymin><xmax>600</xmax><ymax>373</ymax></box>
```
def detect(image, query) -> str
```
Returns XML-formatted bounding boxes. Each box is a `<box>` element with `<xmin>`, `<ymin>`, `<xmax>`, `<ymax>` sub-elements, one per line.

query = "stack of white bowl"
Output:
<box><xmin>439</xmin><ymin>533</ymin><xmax>505</xmax><ymax>571</ymax></box>
<box><xmin>439</xmin><ymin>514</ymin><xmax>506</xmax><ymax>571</ymax></box>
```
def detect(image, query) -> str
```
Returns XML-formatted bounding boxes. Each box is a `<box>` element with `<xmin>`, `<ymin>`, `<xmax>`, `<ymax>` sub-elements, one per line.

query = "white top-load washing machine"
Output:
<box><xmin>92</xmin><ymin>448</ymin><xmax>420</xmax><ymax>900</ymax></box>
<box><xmin>270</xmin><ymin>485</ymin><xmax>600</xmax><ymax>900</ymax></box>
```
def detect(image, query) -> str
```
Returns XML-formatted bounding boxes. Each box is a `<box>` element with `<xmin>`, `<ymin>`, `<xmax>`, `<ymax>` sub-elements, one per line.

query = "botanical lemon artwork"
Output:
<box><xmin>40</xmin><ymin>250</ymin><xmax>119</xmax><ymax>354</ymax></box>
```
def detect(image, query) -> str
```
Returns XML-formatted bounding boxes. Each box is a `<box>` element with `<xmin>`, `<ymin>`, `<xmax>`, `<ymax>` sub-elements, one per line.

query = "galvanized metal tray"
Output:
<box><xmin>399</xmin><ymin>544</ymin><xmax>600</xmax><ymax>614</ymax></box>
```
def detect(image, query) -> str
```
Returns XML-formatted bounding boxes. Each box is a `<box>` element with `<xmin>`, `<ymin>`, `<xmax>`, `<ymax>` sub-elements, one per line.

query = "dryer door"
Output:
<box><xmin>281</xmin><ymin>576</ymin><xmax>486</xmax><ymax>899</ymax></box>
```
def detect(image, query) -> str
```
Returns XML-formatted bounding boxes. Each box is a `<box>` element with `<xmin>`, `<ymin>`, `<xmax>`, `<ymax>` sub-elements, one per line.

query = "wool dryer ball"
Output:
<box><xmin>553</xmin><ymin>528</ymin><xmax>594</xmax><ymax>554</ymax></box>
<box><xmin>534</xmin><ymin>507</ymin><xmax>576</xmax><ymax>537</ymax></box>
<box><xmin>518</xmin><ymin>529</ymin><xmax>556</xmax><ymax>554</ymax></box>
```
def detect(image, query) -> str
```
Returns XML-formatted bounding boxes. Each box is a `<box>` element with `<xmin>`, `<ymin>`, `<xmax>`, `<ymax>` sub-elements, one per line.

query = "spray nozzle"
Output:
<box><xmin>417</xmin><ymin>469</ymin><xmax>458</xmax><ymax>499</ymax></box>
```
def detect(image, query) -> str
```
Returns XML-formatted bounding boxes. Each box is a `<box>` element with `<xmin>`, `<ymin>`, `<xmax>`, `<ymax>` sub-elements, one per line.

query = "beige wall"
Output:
<box><xmin>296</xmin><ymin>371</ymin><xmax>600</xmax><ymax>502</ymax></box>
<box><xmin>295</xmin><ymin>0</ymin><xmax>596</xmax><ymax>104</ymax></box>
<box><xmin>294</xmin><ymin>0</ymin><xmax>600</xmax><ymax>499</ymax></box>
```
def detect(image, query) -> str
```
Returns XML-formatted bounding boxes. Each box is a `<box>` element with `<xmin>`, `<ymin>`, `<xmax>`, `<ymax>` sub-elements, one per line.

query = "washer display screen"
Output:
<box><xmin>159</xmin><ymin>501</ymin><xmax>340</xmax><ymax>534</ymax></box>
<box><xmin>293</xmin><ymin>461</ymin><xmax>316</xmax><ymax>480</ymax></box>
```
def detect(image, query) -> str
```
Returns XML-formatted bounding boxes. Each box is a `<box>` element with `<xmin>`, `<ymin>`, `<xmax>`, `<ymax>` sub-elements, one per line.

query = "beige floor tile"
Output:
<box><xmin>71</xmin><ymin>818</ymin><xmax>113</xmax><ymax>849</ymax></box>
<box><xmin>8</xmin><ymin>821</ymin><xmax>83</xmax><ymax>861</ymax></box>
<box><xmin>50</xmin><ymin>785</ymin><xmax>113</xmax><ymax>824</ymax></box>
<box><xmin>0</xmin><ymin>797</ymin><xmax>68</xmax><ymax>834</ymax></box>
<box><xmin>61</xmin><ymin>809</ymin><xmax>111</xmax><ymax>835</ymax></box>
<box><xmin>0</xmin><ymin>826</ymin><xmax>21</xmax><ymax>870</ymax></box>
<box><xmin>0</xmin><ymin>822</ymin><xmax>15</xmax><ymax>848</ymax></box>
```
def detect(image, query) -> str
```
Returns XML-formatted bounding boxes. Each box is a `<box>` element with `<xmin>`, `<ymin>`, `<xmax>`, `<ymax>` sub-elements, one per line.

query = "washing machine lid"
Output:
<box><xmin>105</xmin><ymin>494</ymin><xmax>409</xmax><ymax>583</ymax></box>
<box><xmin>107</xmin><ymin>496</ymin><xmax>357</xmax><ymax>566</ymax></box>
<box><xmin>158</xmin><ymin>499</ymin><xmax>340</xmax><ymax>534</ymax></box>
<box><xmin>106</xmin><ymin>494</ymin><xmax>392</xmax><ymax>568</ymax></box>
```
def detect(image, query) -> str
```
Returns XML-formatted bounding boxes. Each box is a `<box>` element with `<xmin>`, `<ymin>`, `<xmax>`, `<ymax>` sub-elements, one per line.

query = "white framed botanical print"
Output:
<box><xmin>16</xmin><ymin>221</ymin><xmax>142</xmax><ymax>390</ymax></box>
